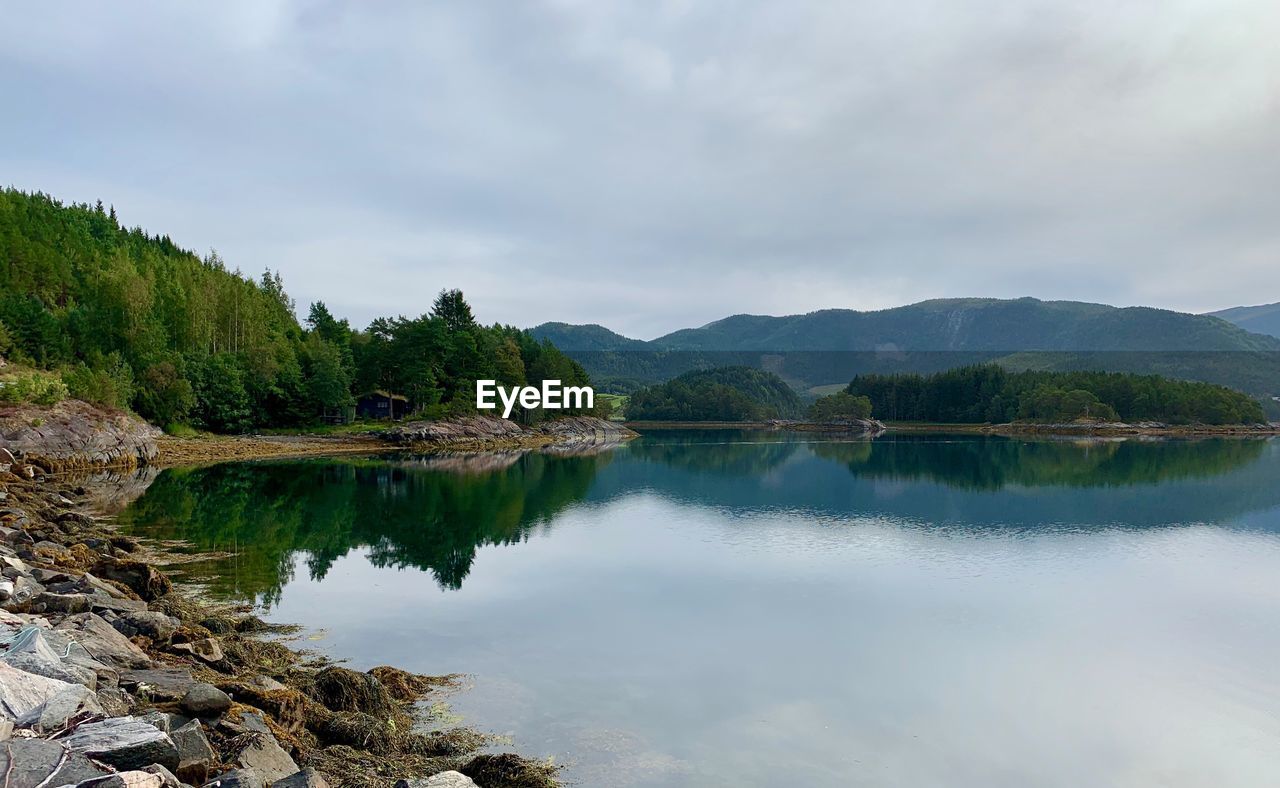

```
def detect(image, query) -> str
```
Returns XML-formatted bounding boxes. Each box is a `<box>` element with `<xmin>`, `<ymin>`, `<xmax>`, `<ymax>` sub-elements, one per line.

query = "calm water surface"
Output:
<box><xmin>118</xmin><ymin>433</ymin><xmax>1280</xmax><ymax>787</ymax></box>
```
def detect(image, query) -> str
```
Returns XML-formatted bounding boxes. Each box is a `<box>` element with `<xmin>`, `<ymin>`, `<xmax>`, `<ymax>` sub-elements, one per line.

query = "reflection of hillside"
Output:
<box><xmin>118</xmin><ymin>451</ymin><xmax>610</xmax><ymax>604</ymax></box>
<box><xmin>624</xmin><ymin>432</ymin><xmax>804</xmax><ymax>476</ymax></box>
<box><xmin>811</xmin><ymin>436</ymin><xmax>1268</xmax><ymax>491</ymax></box>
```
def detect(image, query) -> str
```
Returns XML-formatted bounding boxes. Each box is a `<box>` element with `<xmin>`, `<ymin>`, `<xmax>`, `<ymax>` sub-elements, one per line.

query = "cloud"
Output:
<box><xmin>2</xmin><ymin>0</ymin><xmax>1278</xmax><ymax>338</ymax></box>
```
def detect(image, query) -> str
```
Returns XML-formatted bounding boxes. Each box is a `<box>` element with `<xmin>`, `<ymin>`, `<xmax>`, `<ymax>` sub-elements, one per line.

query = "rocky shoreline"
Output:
<box><xmin>0</xmin><ymin>454</ymin><xmax>561</xmax><ymax>788</ymax></box>
<box><xmin>0</xmin><ymin>405</ymin><xmax>637</xmax><ymax>787</ymax></box>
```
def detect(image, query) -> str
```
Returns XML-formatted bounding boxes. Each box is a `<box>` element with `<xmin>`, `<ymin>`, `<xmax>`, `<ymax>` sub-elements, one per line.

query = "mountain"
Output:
<box><xmin>529</xmin><ymin>298</ymin><xmax>1280</xmax><ymax>412</ymax></box>
<box><xmin>528</xmin><ymin>322</ymin><xmax>648</xmax><ymax>351</ymax></box>
<box><xmin>651</xmin><ymin>298</ymin><xmax>1280</xmax><ymax>352</ymax></box>
<box><xmin>1208</xmin><ymin>302</ymin><xmax>1280</xmax><ymax>340</ymax></box>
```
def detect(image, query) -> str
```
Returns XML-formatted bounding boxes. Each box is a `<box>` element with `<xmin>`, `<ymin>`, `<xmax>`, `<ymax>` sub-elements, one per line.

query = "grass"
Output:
<box><xmin>596</xmin><ymin>393</ymin><xmax>628</xmax><ymax>420</ymax></box>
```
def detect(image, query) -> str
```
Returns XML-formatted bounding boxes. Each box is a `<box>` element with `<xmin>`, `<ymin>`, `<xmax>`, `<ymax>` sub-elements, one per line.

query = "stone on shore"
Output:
<box><xmin>120</xmin><ymin>667</ymin><xmax>196</xmax><ymax>701</ymax></box>
<box><xmin>0</xmin><ymin>737</ymin><xmax>110</xmax><ymax>785</ymax></box>
<box><xmin>0</xmin><ymin>660</ymin><xmax>74</xmax><ymax>721</ymax></box>
<box><xmin>53</xmin><ymin>612</ymin><xmax>153</xmax><ymax>669</ymax></box>
<box><xmin>204</xmin><ymin>768</ymin><xmax>264</xmax><ymax>787</ymax></box>
<box><xmin>394</xmin><ymin>771</ymin><xmax>480</xmax><ymax>788</ymax></box>
<box><xmin>180</xmin><ymin>682</ymin><xmax>233</xmax><ymax>717</ymax></box>
<box><xmin>271</xmin><ymin>768</ymin><xmax>332</xmax><ymax>787</ymax></box>
<box><xmin>171</xmin><ymin>718</ymin><xmax>217</xmax><ymax>783</ymax></box>
<box><xmin>62</xmin><ymin>715</ymin><xmax>181</xmax><ymax>771</ymax></box>
<box><xmin>16</xmin><ymin>681</ymin><xmax>102</xmax><ymax>731</ymax></box>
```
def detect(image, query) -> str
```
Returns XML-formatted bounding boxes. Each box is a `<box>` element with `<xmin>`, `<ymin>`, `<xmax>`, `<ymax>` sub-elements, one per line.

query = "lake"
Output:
<box><xmin>117</xmin><ymin>432</ymin><xmax>1280</xmax><ymax>787</ymax></box>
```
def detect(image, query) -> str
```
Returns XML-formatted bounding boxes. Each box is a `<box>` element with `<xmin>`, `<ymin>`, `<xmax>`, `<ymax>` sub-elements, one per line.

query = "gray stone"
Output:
<box><xmin>76</xmin><ymin>771</ymin><xmax>166</xmax><ymax>787</ymax></box>
<box><xmin>180</xmin><ymin>682</ymin><xmax>233</xmax><ymax>717</ymax></box>
<box><xmin>112</xmin><ymin>610</ymin><xmax>179</xmax><ymax>640</ymax></box>
<box><xmin>231</xmin><ymin>726</ymin><xmax>298</xmax><ymax>783</ymax></box>
<box><xmin>143</xmin><ymin>763</ymin><xmax>184</xmax><ymax>786</ymax></box>
<box><xmin>53</xmin><ymin>612</ymin><xmax>153</xmax><ymax>669</ymax></box>
<box><xmin>0</xmin><ymin>659</ymin><xmax>74</xmax><ymax>721</ymax></box>
<box><xmin>120</xmin><ymin>667</ymin><xmax>195</xmax><ymax>701</ymax></box>
<box><xmin>393</xmin><ymin>772</ymin><xmax>479</xmax><ymax>788</ymax></box>
<box><xmin>172</xmin><ymin>637</ymin><xmax>224</xmax><ymax>664</ymax></box>
<box><xmin>0</xmin><ymin>737</ymin><xmax>109</xmax><ymax>786</ymax></box>
<box><xmin>16</xmin><ymin>681</ymin><xmax>102</xmax><ymax>731</ymax></box>
<box><xmin>203</xmin><ymin>768</ymin><xmax>264</xmax><ymax>788</ymax></box>
<box><xmin>270</xmin><ymin>768</ymin><xmax>331</xmax><ymax>787</ymax></box>
<box><xmin>1</xmin><ymin>626</ymin><xmax>99</xmax><ymax>688</ymax></box>
<box><xmin>31</xmin><ymin>591</ymin><xmax>91</xmax><ymax>614</ymax></box>
<box><xmin>171</xmin><ymin>719</ymin><xmax>217</xmax><ymax>784</ymax></box>
<box><xmin>61</xmin><ymin>715</ymin><xmax>181</xmax><ymax>771</ymax></box>
<box><xmin>138</xmin><ymin>710</ymin><xmax>193</xmax><ymax>734</ymax></box>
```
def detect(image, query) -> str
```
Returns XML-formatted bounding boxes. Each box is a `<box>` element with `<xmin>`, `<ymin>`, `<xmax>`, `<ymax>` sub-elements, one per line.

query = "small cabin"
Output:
<box><xmin>356</xmin><ymin>390</ymin><xmax>408</xmax><ymax>420</ymax></box>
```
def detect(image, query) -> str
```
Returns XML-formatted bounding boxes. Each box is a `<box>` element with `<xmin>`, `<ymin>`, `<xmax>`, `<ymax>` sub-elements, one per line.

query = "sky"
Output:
<box><xmin>3</xmin><ymin>1</ymin><xmax>1278</xmax><ymax>340</ymax></box>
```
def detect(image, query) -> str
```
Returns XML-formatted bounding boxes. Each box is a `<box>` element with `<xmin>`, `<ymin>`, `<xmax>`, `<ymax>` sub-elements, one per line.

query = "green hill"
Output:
<box><xmin>627</xmin><ymin>366</ymin><xmax>803</xmax><ymax>421</ymax></box>
<box><xmin>1208</xmin><ymin>302</ymin><xmax>1280</xmax><ymax>340</ymax></box>
<box><xmin>652</xmin><ymin>298</ymin><xmax>1280</xmax><ymax>352</ymax></box>
<box><xmin>528</xmin><ymin>322</ymin><xmax>648</xmax><ymax>351</ymax></box>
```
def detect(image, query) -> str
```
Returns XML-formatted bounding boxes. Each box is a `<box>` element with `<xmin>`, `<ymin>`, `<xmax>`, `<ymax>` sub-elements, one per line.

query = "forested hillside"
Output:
<box><xmin>0</xmin><ymin>189</ymin><xmax>591</xmax><ymax>430</ymax></box>
<box><xmin>1209</xmin><ymin>302</ymin><xmax>1280</xmax><ymax>340</ymax></box>
<box><xmin>627</xmin><ymin>366</ymin><xmax>803</xmax><ymax>421</ymax></box>
<box><xmin>848</xmin><ymin>365</ymin><xmax>1266</xmax><ymax>425</ymax></box>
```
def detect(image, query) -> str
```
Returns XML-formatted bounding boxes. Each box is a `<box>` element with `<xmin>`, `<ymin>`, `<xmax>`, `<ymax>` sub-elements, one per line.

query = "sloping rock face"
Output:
<box><xmin>381</xmin><ymin>415</ymin><xmax>635</xmax><ymax>449</ymax></box>
<box><xmin>0</xmin><ymin>400</ymin><xmax>162</xmax><ymax>471</ymax></box>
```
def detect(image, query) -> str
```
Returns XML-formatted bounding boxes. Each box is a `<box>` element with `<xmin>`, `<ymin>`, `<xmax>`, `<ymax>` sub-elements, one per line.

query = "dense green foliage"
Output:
<box><xmin>807</xmin><ymin>391</ymin><xmax>873</xmax><ymax>422</ymax></box>
<box><xmin>847</xmin><ymin>364</ymin><xmax>1266</xmax><ymax>424</ymax></box>
<box><xmin>627</xmin><ymin>366</ymin><xmax>802</xmax><ymax>421</ymax></box>
<box><xmin>0</xmin><ymin>189</ymin><xmax>591</xmax><ymax>429</ymax></box>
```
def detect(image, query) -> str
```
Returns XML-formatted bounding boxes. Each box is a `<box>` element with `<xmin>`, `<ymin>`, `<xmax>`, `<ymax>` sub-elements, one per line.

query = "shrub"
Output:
<box><xmin>0</xmin><ymin>370</ymin><xmax>69</xmax><ymax>406</ymax></box>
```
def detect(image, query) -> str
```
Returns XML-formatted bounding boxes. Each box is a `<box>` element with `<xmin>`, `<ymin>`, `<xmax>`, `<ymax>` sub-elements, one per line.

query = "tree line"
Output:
<box><xmin>626</xmin><ymin>366</ymin><xmax>804</xmax><ymax>421</ymax></box>
<box><xmin>846</xmin><ymin>364</ymin><xmax>1266</xmax><ymax>425</ymax></box>
<box><xmin>0</xmin><ymin>189</ymin><xmax>595</xmax><ymax>430</ymax></box>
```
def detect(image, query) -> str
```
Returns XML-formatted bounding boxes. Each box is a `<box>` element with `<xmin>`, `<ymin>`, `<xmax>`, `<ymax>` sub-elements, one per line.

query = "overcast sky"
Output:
<box><xmin>3</xmin><ymin>1</ymin><xmax>1278</xmax><ymax>339</ymax></box>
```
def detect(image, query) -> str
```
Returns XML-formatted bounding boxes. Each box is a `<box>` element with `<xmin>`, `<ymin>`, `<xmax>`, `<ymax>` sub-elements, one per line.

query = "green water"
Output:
<box><xmin>118</xmin><ymin>433</ymin><xmax>1280</xmax><ymax>787</ymax></box>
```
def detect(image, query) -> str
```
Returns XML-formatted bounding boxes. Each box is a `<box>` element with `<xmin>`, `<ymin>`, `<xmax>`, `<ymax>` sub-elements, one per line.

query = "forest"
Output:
<box><xmin>0</xmin><ymin>189</ymin><xmax>594</xmax><ymax>431</ymax></box>
<box><xmin>847</xmin><ymin>364</ymin><xmax>1267</xmax><ymax>425</ymax></box>
<box><xmin>626</xmin><ymin>366</ymin><xmax>803</xmax><ymax>421</ymax></box>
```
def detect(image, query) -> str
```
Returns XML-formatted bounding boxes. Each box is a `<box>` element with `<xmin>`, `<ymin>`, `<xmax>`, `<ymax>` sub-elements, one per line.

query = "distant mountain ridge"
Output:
<box><xmin>529</xmin><ymin>299</ymin><xmax>1280</xmax><ymax>414</ymax></box>
<box><xmin>1208</xmin><ymin>302</ymin><xmax>1280</xmax><ymax>340</ymax></box>
<box><xmin>533</xmin><ymin>298</ymin><xmax>1280</xmax><ymax>353</ymax></box>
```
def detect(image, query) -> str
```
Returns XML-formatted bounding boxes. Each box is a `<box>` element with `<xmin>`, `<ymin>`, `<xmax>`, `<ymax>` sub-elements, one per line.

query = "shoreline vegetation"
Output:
<box><xmin>623</xmin><ymin>419</ymin><xmax>1280</xmax><ymax>436</ymax></box>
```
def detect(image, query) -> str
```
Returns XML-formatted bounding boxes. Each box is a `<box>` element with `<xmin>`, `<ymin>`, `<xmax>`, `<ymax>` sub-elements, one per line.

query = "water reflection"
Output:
<box><xmin>117</xmin><ymin>433</ymin><xmax>1279</xmax><ymax>604</ymax></box>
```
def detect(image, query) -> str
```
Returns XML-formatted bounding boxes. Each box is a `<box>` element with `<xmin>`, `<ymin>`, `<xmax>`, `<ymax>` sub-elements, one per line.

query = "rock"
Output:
<box><xmin>203</xmin><ymin>768</ymin><xmax>264</xmax><ymax>788</ymax></box>
<box><xmin>271</xmin><ymin>769</ymin><xmax>331</xmax><ymax>787</ymax></box>
<box><xmin>180</xmin><ymin>683</ymin><xmax>232</xmax><ymax>717</ymax></box>
<box><xmin>0</xmin><ymin>660</ymin><xmax>75</xmax><ymax>722</ymax></box>
<box><xmin>120</xmin><ymin>668</ymin><xmax>196</xmax><ymax>701</ymax></box>
<box><xmin>8</xmin><ymin>574</ymin><xmax>43</xmax><ymax>606</ymax></box>
<box><xmin>62</xmin><ymin>715</ymin><xmax>181</xmax><ymax>771</ymax></box>
<box><xmin>96</xmin><ymin>685</ymin><xmax>136</xmax><ymax>716</ymax></box>
<box><xmin>171</xmin><ymin>637</ymin><xmax>224</xmax><ymax>664</ymax></box>
<box><xmin>74</xmin><ymin>770</ymin><xmax>166</xmax><ymax>787</ymax></box>
<box><xmin>31</xmin><ymin>590</ymin><xmax>92</xmax><ymax>614</ymax></box>
<box><xmin>171</xmin><ymin>719</ymin><xmax>217</xmax><ymax>784</ymax></box>
<box><xmin>308</xmin><ymin>666</ymin><xmax>396</xmax><ymax>717</ymax></box>
<box><xmin>229</xmin><ymin>719</ymin><xmax>298</xmax><ymax>783</ymax></box>
<box><xmin>249</xmin><ymin>674</ymin><xmax>288</xmax><ymax>692</ymax></box>
<box><xmin>142</xmin><ymin>763</ymin><xmax>184</xmax><ymax>787</ymax></box>
<box><xmin>112</xmin><ymin>610</ymin><xmax>179</xmax><ymax>640</ymax></box>
<box><xmin>138</xmin><ymin>710</ymin><xmax>192</xmax><ymax>734</ymax></box>
<box><xmin>53</xmin><ymin>612</ymin><xmax>152</xmax><ymax>669</ymax></box>
<box><xmin>0</xmin><ymin>399</ymin><xmax>161</xmax><ymax>471</ymax></box>
<box><xmin>1</xmin><ymin>626</ymin><xmax>99</xmax><ymax>688</ymax></box>
<box><xmin>90</xmin><ymin>558</ymin><xmax>171</xmax><ymax>601</ymax></box>
<box><xmin>16</xmin><ymin>681</ymin><xmax>102</xmax><ymax>731</ymax></box>
<box><xmin>0</xmin><ymin>737</ymin><xmax>109</xmax><ymax>785</ymax></box>
<box><xmin>394</xmin><ymin>772</ymin><xmax>479</xmax><ymax>788</ymax></box>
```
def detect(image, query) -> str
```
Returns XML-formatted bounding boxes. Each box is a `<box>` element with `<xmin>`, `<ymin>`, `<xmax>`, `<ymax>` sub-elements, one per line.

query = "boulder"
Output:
<box><xmin>172</xmin><ymin>637</ymin><xmax>224</xmax><ymax>664</ymax></box>
<box><xmin>180</xmin><ymin>682</ymin><xmax>233</xmax><ymax>718</ymax></box>
<box><xmin>53</xmin><ymin>612</ymin><xmax>152</xmax><ymax>669</ymax></box>
<box><xmin>1</xmin><ymin>626</ymin><xmax>99</xmax><ymax>688</ymax></box>
<box><xmin>16</xmin><ymin>681</ymin><xmax>102</xmax><ymax>731</ymax></box>
<box><xmin>0</xmin><ymin>660</ymin><xmax>74</xmax><ymax>722</ymax></box>
<box><xmin>228</xmin><ymin>715</ymin><xmax>298</xmax><ymax>783</ymax></box>
<box><xmin>0</xmin><ymin>737</ymin><xmax>109</xmax><ymax>785</ymax></box>
<box><xmin>271</xmin><ymin>769</ymin><xmax>331</xmax><ymax>787</ymax></box>
<box><xmin>61</xmin><ymin>715</ymin><xmax>181</xmax><ymax>771</ymax></box>
<box><xmin>171</xmin><ymin>719</ymin><xmax>217</xmax><ymax>784</ymax></box>
<box><xmin>112</xmin><ymin>610</ymin><xmax>179</xmax><ymax>640</ymax></box>
<box><xmin>120</xmin><ymin>668</ymin><xmax>196</xmax><ymax>701</ymax></box>
<box><xmin>74</xmin><ymin>770</ymin><xmax>166</xmax><ymax>787</ymax></box>
<box><xmin>0</xmin><ymin>399</ymin><xmax>161</xmax><ymax>471</ymax></box>
<box><xmin>203</xmin><ymin>768</ymin><xmax>264</xmax><ymax>788</ymax></box>
<box><xmin>90</xmin><ymin>559</ymin><xmax>171</xmax><ymax>601</ymax></box>
<box><xmin>30</xmin><ymin>591</ymin><xmax>92</xmax><ymax>614</ymax></box>
<box><xmin>394</xmin><ymin>772</ymin><xmax>479</xmax><ymax>788</ymax></box>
